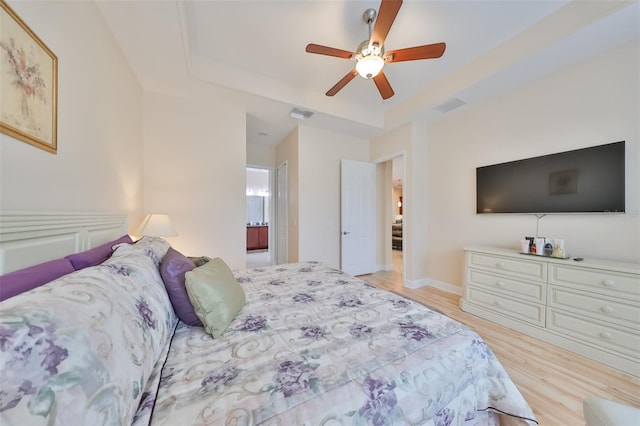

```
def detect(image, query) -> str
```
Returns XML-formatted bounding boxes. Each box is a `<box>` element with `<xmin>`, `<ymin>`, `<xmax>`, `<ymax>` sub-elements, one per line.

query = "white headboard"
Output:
<box><xmin>0</xmin><ymin>212</ymin><xmax>129</xmax><ymax>274</ymax></box>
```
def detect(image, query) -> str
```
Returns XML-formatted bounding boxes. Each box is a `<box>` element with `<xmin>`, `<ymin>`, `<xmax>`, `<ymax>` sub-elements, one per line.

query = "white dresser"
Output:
<box><xmin>461</xmin><ymin>246</ymin><xmax>640</xmax><ymax>377</ymax></box>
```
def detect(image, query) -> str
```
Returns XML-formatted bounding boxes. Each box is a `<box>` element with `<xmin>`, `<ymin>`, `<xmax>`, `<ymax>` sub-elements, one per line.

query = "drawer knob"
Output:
<box><xmin>494</xmin><ymin>300</ymin><xmax>503</xmax><ymax>307</ymax></box>
<box><xmin>601</xmin><ymin>306</ymin><xmax>614</xmax><ymax>314</ymax></box>
<box><xmin>496</xmin><ymin>262</ymin><xmax>504</xmax><ymax>268</ymax></box>
<box><xmin>496</xmin><ymin>281</ymin><xmax>505</xmax><ymax>288</ymax></box>
<box><xmin>602</xmin><ymin>279</ymin><xmax>615</xmax><ymax>288</ymax></box>
<box><xmin>599</xmin><ymin>332</ymin><xmax>612</xmax><ymax>340</ymax></box>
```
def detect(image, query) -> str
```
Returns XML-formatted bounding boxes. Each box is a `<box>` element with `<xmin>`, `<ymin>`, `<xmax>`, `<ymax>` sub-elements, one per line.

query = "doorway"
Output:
<box><xmin>390</xmin><ymin>156</ymin><xmax>403</xmax><ymax>276</ymax></box>
<box><xmin>246</xmin><ymin>167</ymin><xmax>272</xmax><ymax>267</ymax></box>
<box><xmin>373</xmin><ymin>154</ymin><xmax>405</xmax><ymax>282</ymax></box>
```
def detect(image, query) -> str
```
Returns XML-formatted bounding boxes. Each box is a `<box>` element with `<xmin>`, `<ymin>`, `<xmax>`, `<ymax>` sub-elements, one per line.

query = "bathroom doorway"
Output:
<box><xmin>246</xmin><ymin>167</ymin><xmax>272</xmax><ymax>267</ymax></box>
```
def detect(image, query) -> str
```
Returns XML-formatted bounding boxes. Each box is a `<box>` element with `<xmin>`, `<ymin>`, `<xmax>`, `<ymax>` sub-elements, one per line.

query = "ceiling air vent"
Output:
<box><xmin>435</xmin><ymin>97</ymin><xmax>466</xmax><ymax>113</ymax></box>
<box><xmin>290</xmin><ymin>108</ymin><xmax>314</xmax><ymax>120</ymax></box>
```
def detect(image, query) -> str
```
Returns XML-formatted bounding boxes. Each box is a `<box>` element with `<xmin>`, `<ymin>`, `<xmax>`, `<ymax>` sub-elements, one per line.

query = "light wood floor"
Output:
<box><xmin>359</xmin><ymin>266</ymin><xmax>640</xmax><ymax>425</ymax></box>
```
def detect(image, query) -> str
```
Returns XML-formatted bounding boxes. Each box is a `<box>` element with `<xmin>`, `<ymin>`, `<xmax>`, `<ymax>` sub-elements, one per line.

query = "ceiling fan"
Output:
<box><xmin>305</xmin><ymin>0</ymin><xmax>446</xmax><ymax>100</ymax></box>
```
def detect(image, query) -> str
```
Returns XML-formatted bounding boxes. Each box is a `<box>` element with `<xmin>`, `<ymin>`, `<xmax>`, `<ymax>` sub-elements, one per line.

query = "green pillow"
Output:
<box><xmin>185</xmin><ymin>257</ymin><xmax>246</xmax><ymax>338</ymax></box>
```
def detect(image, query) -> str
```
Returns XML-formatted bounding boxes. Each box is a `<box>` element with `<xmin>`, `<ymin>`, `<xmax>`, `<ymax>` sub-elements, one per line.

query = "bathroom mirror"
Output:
<box><xmin>247</xmin><ymin>196</ymin><xmax>268</xmax><ymax>225</ymax></box>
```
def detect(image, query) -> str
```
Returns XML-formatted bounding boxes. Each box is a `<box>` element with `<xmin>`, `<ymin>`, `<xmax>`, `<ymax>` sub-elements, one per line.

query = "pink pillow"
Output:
<box><xmin>0</xmin><ymin>258</ymin><xmax>74</xmax><ymax>301</ymax></box>
<box><xmin>160</xmin><ymin>247</ymin><xmax>201</xmax><ymax>326</ymax></box>
<box><xmin>65</xmin><ymin>235</ymin><xmax>133</xmax><ymax>270</ymax></box>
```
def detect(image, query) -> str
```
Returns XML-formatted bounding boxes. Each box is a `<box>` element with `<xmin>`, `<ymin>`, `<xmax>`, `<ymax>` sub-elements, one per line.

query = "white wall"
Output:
<box><xmin>247</xmin><ymin>142</ymin><xmax>275</xmax><ymax>168</ymax></box>
<box><xmin>0</xmin><ymin>1</ymin><xmax>143</xmax><ymax>227</ymax></box>
<box><xmin>371</xmin><ymin>124</ymin><xmax>433</xmax><ymax>286</ymax></box>
<box><xmin>297</xmin><ymin>125</ymin><xmax>370</xmax><ymax>268</ymax></box>
<box><xmin>426</xmin><ymin>40</ymin><xmax>640</xmax><ymax>289</ymax></box>
<box><xmin>142</xmin><ymin>91</ymin><xmax>247</xmax><ymax>269</ymax></box>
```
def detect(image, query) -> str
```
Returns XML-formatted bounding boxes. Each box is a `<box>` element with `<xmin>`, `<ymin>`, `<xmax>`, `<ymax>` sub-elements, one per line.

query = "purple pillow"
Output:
<box><xmin>160</xmin><ymin>247</ymin><xmax>201</xmax><ymax>326</ymax></box>
<box><xmin>65</xmin><ymin>234</ymin><xmax>133</xmax><ymax>270</ymax></box>
<box><xmin>0</xmin><ymin>258</ymin><xmax>75</xmax><ymax>301</ymax></box>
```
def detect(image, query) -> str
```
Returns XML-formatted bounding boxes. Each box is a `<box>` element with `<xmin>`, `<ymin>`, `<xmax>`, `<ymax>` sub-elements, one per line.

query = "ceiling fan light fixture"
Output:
<box><xmin>356</xmin><ymin>54</ymin><xmax>384</xmax><ymax>79</ymax></box>
<box><xmin>305</xmin><ymin>1</ymin><xmax>446</xmax><ymax>99</ymax></box>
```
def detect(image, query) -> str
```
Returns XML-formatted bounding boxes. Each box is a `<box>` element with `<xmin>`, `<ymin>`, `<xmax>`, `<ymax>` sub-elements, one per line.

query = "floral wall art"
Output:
<box><xmin>0</xmin><ymin>0</ymin><xmax>57</xmax><ymax>153</ymax></box>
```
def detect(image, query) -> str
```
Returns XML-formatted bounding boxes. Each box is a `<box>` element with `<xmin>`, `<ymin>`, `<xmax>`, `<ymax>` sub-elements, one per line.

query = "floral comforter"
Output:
<box><xmin>150</xmin><ymin>262</ymin><xmax>537</xmax><ymax>425</ymax></box>
<box><xmin>0</xmin><ymin>237</ymin><xmax>176</xmax><ymax>426</ymax></box>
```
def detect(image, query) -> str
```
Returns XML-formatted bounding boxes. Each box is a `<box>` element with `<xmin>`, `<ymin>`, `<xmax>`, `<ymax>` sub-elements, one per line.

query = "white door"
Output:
<box><xmin>274</xmin><ymin>162</ymin><xmax>288</xmax><ymax>264</ymax></box>
<box><xmin>341</xmin><ymin>160</ymin><xmax>376</xmax><ymax>275</ymax></box>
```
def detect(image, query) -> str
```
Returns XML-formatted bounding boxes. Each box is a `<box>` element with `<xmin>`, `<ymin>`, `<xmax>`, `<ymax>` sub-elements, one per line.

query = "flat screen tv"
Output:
<box><xmin>476</xmin><ymin>141</ymin><xmax>625</xmax><ymax>214</ymax></box>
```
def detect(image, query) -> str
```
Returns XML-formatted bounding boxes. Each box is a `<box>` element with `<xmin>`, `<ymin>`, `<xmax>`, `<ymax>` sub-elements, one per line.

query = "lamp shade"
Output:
<box><xmin>356</xmin><ymin>55</ymin><xmax>384</xmax><ymax>79</ymax></box>
<box><xmin>135</xmin><ymin>214</ymin><xmax>177</xmax><ymax>237</ymax></box>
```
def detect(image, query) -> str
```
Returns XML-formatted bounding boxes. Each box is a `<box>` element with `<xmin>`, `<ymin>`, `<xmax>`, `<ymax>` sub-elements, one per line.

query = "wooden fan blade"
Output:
<box><xmin>370</xmin><ymin>0</ymin><xmax>403</xmax><ymax>48</ymax></box>
<box><xmin>373</xmin><ymin>70</ymin><xmax>394</xmax><ymax>100</ymax></box>
<box><xmin>326</xmin><ymin>70</ymin><xmax>358</xmax><ymax>96</ymax></box>
<box><xmin>385</xmin><ymin>42</ymin><xmax>446</xmax><ymax>63</ymax></box>
<box><xmin>306</xmin><ymin>43</ymin><xmax>354</xmax><ymax>59</ymax></box>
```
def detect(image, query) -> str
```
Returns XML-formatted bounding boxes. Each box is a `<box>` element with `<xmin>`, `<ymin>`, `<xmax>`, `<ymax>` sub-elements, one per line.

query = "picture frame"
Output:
<box><xmin>0</xmin><ymin>0</ymin><xmax>58</xmax><ymax>154</ymax></box>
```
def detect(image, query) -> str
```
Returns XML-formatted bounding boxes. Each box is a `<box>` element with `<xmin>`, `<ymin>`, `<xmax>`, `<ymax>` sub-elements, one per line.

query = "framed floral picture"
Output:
<box><xmin>0</xmin><ymin>0</ymin><xmax>57</xmax><ymax>153</ymax></box>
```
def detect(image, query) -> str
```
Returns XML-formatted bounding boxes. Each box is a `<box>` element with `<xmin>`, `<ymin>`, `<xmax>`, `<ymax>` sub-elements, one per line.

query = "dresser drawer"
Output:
<box><xmin>465</xmin><ymin>286</ymin><xmax>545</xmax><ymax>326</ymax></box>
<box><xmin>548</xmin><ymin>286</ymin><xmax>640</xmax><ymax>329</ymax></box>
<box><xmin>549</xmin><ymin>264</ymin><xmax>640</xmax><ymax>300</ymax></box>
<box><xmin>467</xmin><ymin>252</ymin><xmax>546</xmax><ymax>282</ymax></box>
<box><xmin>547</xmin><ymin>308</ymin><xmax>640</xmax><ymax>359</ymax></box>
<box><xmin>467</xmin><ymin>269</ymin><xmax>545</xmax><ymax>303</ymax></box>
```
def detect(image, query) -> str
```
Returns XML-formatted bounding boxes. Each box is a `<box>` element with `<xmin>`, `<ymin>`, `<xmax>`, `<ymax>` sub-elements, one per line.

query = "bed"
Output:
<box><xmin>0</xmin><ymin>213</ymin><xmax>537</xmax><ymax>425</ymax></box>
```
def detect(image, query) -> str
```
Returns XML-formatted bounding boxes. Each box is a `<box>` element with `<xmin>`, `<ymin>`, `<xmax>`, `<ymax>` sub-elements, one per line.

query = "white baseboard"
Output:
<box><xmin>369</xmin><ymin>262</ymin><xmax>463</xmax><ymax>297</ymax></box>
<box><xmin>404</xmin><ymin>277</ymin><xmax>463</xmax><ymax>296</ymax></box>
<box><xmin>403</xmin><ymin>278</ymin><xmax>425</xmax><ymax>289</ymax></box>
<box><xmin>374</xmin><ymin>263</ymin><xmax>394</xmax><ymax>272</ymax></box>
